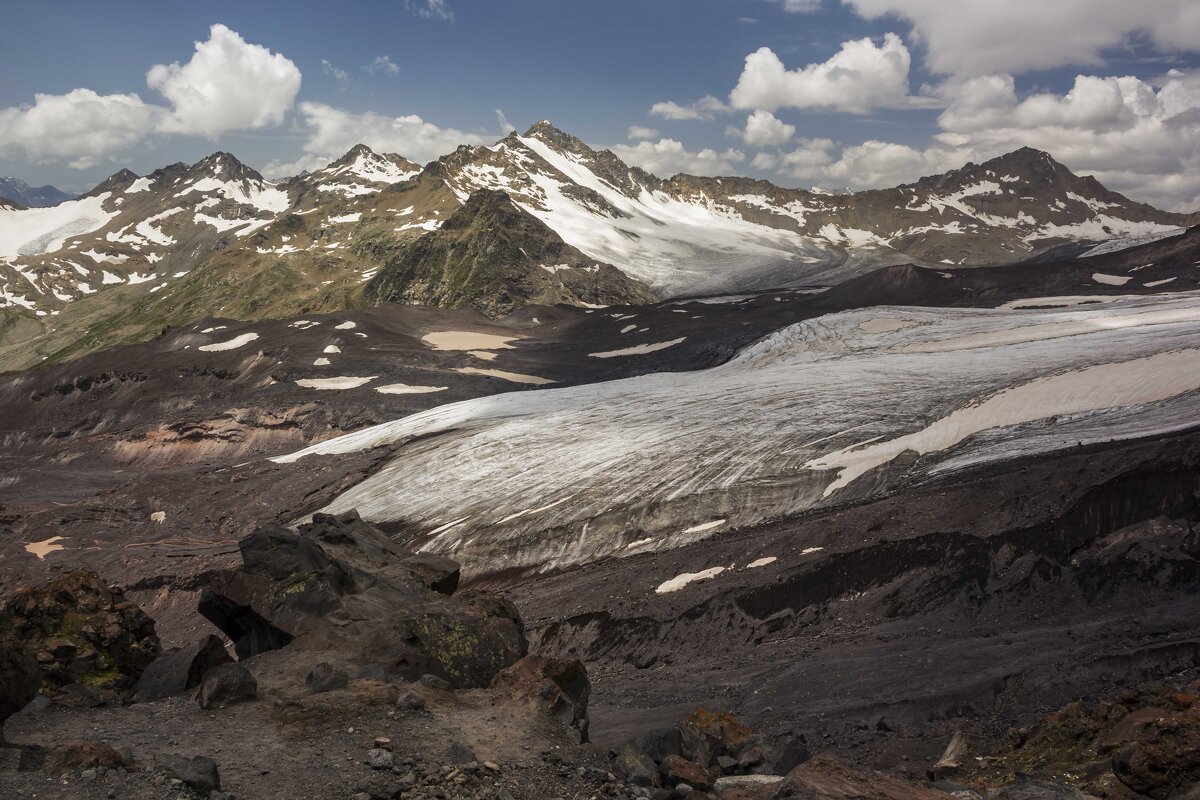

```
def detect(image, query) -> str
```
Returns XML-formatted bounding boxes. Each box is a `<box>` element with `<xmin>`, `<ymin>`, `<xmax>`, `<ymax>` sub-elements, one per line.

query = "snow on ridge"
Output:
<box><xmin>0</xmin><ymin>193</ymin><xmax>118</xmax><ymax>260</ymax></box>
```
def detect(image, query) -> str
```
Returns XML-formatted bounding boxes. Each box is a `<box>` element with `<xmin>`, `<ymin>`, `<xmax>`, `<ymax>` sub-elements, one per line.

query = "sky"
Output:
<box><xmin>1</xmin><ymin>0</ymin><xmax>1199</xmax><ymax>210</ymax></box>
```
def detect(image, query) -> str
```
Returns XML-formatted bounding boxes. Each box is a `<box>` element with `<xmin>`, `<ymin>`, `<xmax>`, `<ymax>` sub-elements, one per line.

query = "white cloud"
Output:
<box><xmin>322</xmin><ymin>59</ymin><xmax>350</xmax><ymax>89</ymax></box>
<box><xmin>0</xmin><ymin>24</ymin><xmax>302</xmax><ymax>168</ymax></box>
<box><xmin>818</xmin><ymin>140</ymin><xmax>952</xmax><ymax>187</ymax></box>
<box><xmin>496</xmin><ymin>109</ymin><xmax>516</xmax><ymax>134</ymax></box>
<box><xmin>406</xmin><ymin>0</ymin><xmax>454</xmax><ymax>22</ymax></box>
<box><xmin>0</xmin><ymin>89</ymin><xmax>160</xmax><ymax>169</ymax></box>
<box><xmin>148</xmin><ymin>24</ymin><xmax>302</xmax><ymax>138</ymax></box>
<box><xmin>751</xmin><ymin>152</ymin><xmax>778</xmax><ymax>170</ymax></box>
<box><xmin>729</xmin><ymin>34</ymin><xmax>930</xmax><ymax>113</ymax></box>
<box><xmin>294</xmin><ymin>101</ymin><xmax>491</xmax><ymax>165</ymax></box>
<box><xmin>845</xmin><ymin>0</ymin><xmax>1200</xmax><ymax>76</ymax></box>
<box><xmin>649</xmin><ymin>95</ymin><xmax>730</xmax><ymax>121</ymax></box>
<box><xmin>768</xmin><ymin>0</ymin><xmax>822</xmax><ymax>11</ymax></box>
<box><xmin>779</xmin><ymin>137</ymin><xmax>836</xmax><ymax>177</ymax></box>
<box><xmin>610</xmin><ymin>139</ymin><xmax>745</xmax><ymax>177</ymax></box>
<box><xmin>365</xmin><ymin>55</ymin><xmax>400</xmax><ymax>77</ymax></box>
<box><xmin>741</xmin><ymin>110</ymin><xmax>795</xmax><ymax>146</ymax></box>
<box><xmin>799</xmin><ymin>68</ymin><xmax>1200</xmax><ymax>210</ymax></box>
<box><xmin>627</xmin><ymin>125</ymin><xmax>660</xmax><ymax>140</ymax></box>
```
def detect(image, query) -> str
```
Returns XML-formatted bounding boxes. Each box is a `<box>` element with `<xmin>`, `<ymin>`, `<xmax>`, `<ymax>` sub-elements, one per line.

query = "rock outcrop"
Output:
<box><xmin>198</xmin><ymin>510</ymin><xmax>527</xmax><ymax>688</ymax></box>
<box><xmin>0</xmin><ymin>571</ymin><xmax>159</xmax><ymax>697</ymax></box>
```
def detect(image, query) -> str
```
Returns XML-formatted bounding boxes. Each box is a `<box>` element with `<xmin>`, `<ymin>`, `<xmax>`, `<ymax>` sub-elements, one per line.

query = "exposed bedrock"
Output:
<box><xmin>512</xmin><ymin>428</ymin><xmax>1200</xmax><ymax>759</ymax></box>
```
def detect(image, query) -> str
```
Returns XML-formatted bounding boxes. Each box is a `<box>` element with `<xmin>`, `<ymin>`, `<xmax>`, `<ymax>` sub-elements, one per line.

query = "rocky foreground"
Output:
<box><xmin>1</xmin><ymin>511</ymin><xmax>1197</xmax><ymax>800</ymax></box>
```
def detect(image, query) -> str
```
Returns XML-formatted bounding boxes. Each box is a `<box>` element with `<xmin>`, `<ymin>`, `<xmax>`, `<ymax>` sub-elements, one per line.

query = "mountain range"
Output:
<box><xmin>0</xmin><ymin>121</ymin><xmax>1194</xmax><ymax>371</ymax></box>
<box><xmin>0</xmin><ymin>176</ymin><xmax>74</xmax><ymax>209</ymax></box>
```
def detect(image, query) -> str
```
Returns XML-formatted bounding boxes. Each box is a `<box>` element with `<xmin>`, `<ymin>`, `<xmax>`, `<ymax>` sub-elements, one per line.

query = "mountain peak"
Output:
<box><xmin>334</xmin><ymin>143</ymin><xmax>378</xmax><ymax>164</ymax></box>
<box><xmin>191</xmin><ymin>151</ymin><xmax>266</xmax><ymax>184</ymax></box>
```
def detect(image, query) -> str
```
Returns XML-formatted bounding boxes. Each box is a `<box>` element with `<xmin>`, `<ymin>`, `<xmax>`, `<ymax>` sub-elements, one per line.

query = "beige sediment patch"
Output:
<box><xmin>468</xmin><ymin>350</ymin><xmax>498</xmax><ymax>361</ymax></box>
<box><xmin>296</xmin><ymin>376</ymin><xmax>377</xmax><ymax>390</ymax></box>
<box><xmin>454</xmin><ymin>367</ymin><xmax>554</xmax><ymax>385</ymax></box>
<box><xmin>422</xmin><ymin>331</ymin><xmax>521</xmax><ymax>351</ymax></box>
<box><xmin>26</xmin><ymin>536</ymin><xmax>65</xmax><ymax>559</ymax></box>
<box><xmin>374</xmin><ymin>383</ymin><xmax>448</xmax><ymax>395</ymax></box>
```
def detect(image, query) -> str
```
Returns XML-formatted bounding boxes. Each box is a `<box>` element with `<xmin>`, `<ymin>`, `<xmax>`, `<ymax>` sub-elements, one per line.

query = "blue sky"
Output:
<box><xmin>2</xmin><ymin>0</ymin><xmax>1198</xmax><ymax>209</ymax></box>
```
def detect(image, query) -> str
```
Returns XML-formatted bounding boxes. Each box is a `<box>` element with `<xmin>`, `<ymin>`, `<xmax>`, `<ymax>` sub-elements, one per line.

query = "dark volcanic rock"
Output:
<box><xmin>0</xmin><ymin>571</ymin><xmax>159</xmax><ymax>694</ymax></box>
<box><xmin>0</xmin><ymin>632</ymin><xmax>39</xmax><ymax>743</ymax></box>
<box><xmin>158</xmin><ymin>753</ymin><xmax>221</xmax><ymax>793</ymax></box>
<box><xmin>196</xmin><ymin>662</ymin><xmax>257</xmax><ymax>709</ymax></box>
<box><xmin>678</xmin><ymin>708</ymin><xmax>753</xmax><ymax>768</ymax></box>
<box><xmin>400</xmin><ymin>553</ymin><xmax>461</xmax><ymax>595</ymax></box>
<box><xmin>491</xmin><ymin>655</ymin><xmax>591</xmax><ymax>742</ymax></box>
<box><xmin>661</xmin><ymin>753</ymin><xmax>718</xmax><ymax>789</ymax></box>
<box><xmin>133</xmin><ymin>635</ymin><xmax>231</xmax><ymax>702</ymax></box>
<box><xmin>306</xmin><ymin>661</ymin><xmax>349</xmax><ymax>693</ymax></box>
<box><xmin>198</xmin><ymin>510</ymin><xmax>526</xmax><ymax>688</ymax></box>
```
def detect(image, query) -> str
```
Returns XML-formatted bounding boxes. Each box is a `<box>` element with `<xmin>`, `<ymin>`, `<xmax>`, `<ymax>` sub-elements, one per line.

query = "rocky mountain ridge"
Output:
<box><xmin>0</xmin><ymin>177</ymin><xmax>73</xmax><ymax>209</ymax></box>
<box><xmin>0</xmin><ymin>122</ymin><xmax>1194</xmax><ymax>371</ymax></box>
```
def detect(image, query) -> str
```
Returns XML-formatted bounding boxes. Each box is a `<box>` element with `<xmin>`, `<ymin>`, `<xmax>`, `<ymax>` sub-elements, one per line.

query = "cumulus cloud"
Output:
<box><xmin>406</xmin><ymin>0</ymin><xmax>454</xmax><ymax>22</ymax></box>
<box><xmin>779</xmin><ymin>137</ymin><xmax>836</xmax><ymax>177</ymax></box>
<box><xmin>845</xmin><ymin>0</ymin><xmax>1200</xmax><ymax>76</ymax></box>
<box><xmin>797</xmin><ymin>68</ymin><xmax>1200</xmax><ymax>210</ymax></box>
<box><xmin>740</xmin><ymin>110</ymin><xmax>795</xmax><ymax>146</ymax></box>
<box><xmin>610</xmin><ymin>139</ymin><xmax>745</xmax><ymax>177</ymax></box>
<box><xmin>0</xmin><ymin>89</ymin><xmax>160</xmax><ymax>169</ymax></box>
<box><xmin>729</xmin><ymin>34</ymin><xmax>931</xmax><ymax>113</ymax></box>
<box><xmin>650</xmin><ymin>95</ymin><xmax>730</xmax><ymax>121</ymax></box>
<box><xmin>148</xmin><ymin>24</ymin><xmax>301</xmax><ymax>138</ymax></box>
<box><xmin>0</xmin><ymin>24</ymin><xmax>301</xmax><ymax>168</ymax></box>
<box><xmin>627</xmin><ymin>126</ymin><xmax>659</xmax><ymax>140</ymax></box>
<box><xmin>751</xmin><ymin>152</ymin><xmax>778</xmax><ymax>170</ymax></box>
<box><xmin>292</xmin><ymin>101</ymin><xmax>491</xmax><ymax>166</ymax></box>
<box><xmin>365</xmin><ymin>55</ymin><xmax>400</xmax><ymax>77</ymax></box>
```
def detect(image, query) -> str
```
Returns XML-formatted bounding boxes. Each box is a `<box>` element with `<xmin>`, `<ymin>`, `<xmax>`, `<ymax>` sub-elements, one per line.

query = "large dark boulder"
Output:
<box><xmin>158</xmin><ymin>753</ymin><xmax>221</xmax><ymax>793</ymax></box>
<box><xmin>196</xmin><ymin>662</ymin><xmax>257</xmax><ymax>709</ymax></box>
<box><xmin>133</xmin><ymin>635</ymin><xmax>232</xmax><ymax>702</ymax></box>
<box><xmin>0</xmin><ymin>571</ymin><xmax>159</xmax><ymax>694</ymax></box>
<box><xmin>0</xmin><ymin>633</ymin><xmax>39</xmax><ymax>744</ymax></box>
<box><xmin>198</xmin><ymin>510</ymin><xmax>527</xmax><ymax>688</ymax></box>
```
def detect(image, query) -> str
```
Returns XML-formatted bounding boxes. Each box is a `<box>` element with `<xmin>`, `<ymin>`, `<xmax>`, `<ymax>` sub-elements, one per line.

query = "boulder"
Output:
<box><xmin>788</xmin><ymin>754</ymin><xmax>956</xmax><ymax>800</ymax></box>
<box><xmin>613</xmin><ymin>741</ymin><xmax>661</xmax><ymax>787</ymax></box>
<box><xmin>0</xmin><ymin>632</ymin><xmax>39</xmax><ymax>744</ymax></box>
<box><xmin>196</xmin><ymin>662</ymin><xmax>257</xmax><ymax>709</ymax></box>
<box><xmin>306</xmin><ymin>662</ymin><xmax>349</xmax><ymax>693</ymax></box>
<box><xmin>661</xmin><ymin>754</ymin><xmax>718</xmax><ymax>789</ymax></box>
<box><xmin>1111</xmin><ymin>705</ymin><xmax>1200</xmax><ymax>799</ymax></box>
<box><xmin>639</xmin><ymin>726</ymin><xmax>684</xmax><ymax>764</ymax></box>
<box><xmin>133</xmin><ymin>635</ymin><xmax>231</xmax><ymax>702</ymax></box>
<box><xmin>198</xmin><ymin>511</ymin><xmax>526</xmax><ymax>687</ymax></box>
<box><xmin>678</xmin><ymin>708</ymin><xmax>752</xmax><ymax>768</ymax></box>
<box><xmin>158</xmin><ymin>753</ymin><xmax>221</xmax><ymax>794</ymax></box>
<box><xmin>490</xmin><ymin>655</ymin><xmax>590</xmax><ymax>741</ymax></box>
<box><xmin>0</xmin><ymin>570</ymin><xmax>159</xmax><ymax>693</ymax></box>
<box><xmin>400</xmin><ymin>553</ymin><xmax>461</xmax><ymax>595</ymax></box>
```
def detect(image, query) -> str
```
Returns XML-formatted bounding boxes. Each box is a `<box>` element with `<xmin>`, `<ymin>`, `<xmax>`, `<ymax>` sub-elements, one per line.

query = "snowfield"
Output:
<box><xmin>273</xmin><ymin>291</ymin><xmax>1200</xmax><ymax>576</ymax></box>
